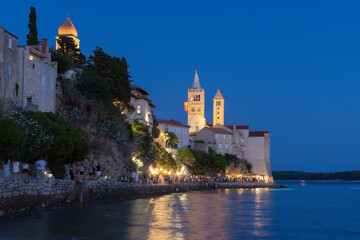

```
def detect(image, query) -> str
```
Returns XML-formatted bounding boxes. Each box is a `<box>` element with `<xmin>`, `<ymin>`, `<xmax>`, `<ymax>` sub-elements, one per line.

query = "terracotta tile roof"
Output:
<box><xmin>225</xmin><ymin>125</ymin><xmax>249</xmax><ymax>130</ymax></box>
<box><xmin>131</xmin><ymin>84</ymin><xmax>150</xmax><ymax>96</ymax></box>
<box><xmin>157</xmin><ymin>119</ymin><xmax>190</xmax><ymax>128</ymax></box>
<box><xmin>205</xmin><ymin>127</ymin><xmax>232</xmax><ymax>135</ymax></box>
<box><xmin>249</xmin><ymin>131</ymin><xmax>269</xmax><ymax>137</ymax></box>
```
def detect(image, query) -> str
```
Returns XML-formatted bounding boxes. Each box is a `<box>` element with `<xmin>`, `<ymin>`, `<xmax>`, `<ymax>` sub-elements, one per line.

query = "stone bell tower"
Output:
<box><xmin>184</xmin><ymin>69</ymin><xmax>206</xmax><ymax>133</ymax></box>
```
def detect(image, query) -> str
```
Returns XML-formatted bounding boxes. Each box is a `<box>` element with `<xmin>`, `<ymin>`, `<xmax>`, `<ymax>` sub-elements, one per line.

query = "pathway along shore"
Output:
<box><xmin>0</xmin><ymin>179</ymin><xmax>285</xmax><ymax>216</ymax></box>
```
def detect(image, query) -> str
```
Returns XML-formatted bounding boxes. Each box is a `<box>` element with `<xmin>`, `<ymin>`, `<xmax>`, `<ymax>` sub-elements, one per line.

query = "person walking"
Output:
<box><xmin>22</xmin><ymin>163</ymin><xmax>30</xmax><ymax>178</ymax></box>
<box><xmin>12</xmin><ymin>160</ymin><xmax>20</xmax><ymax>178</ymax></box>
<box><xmin>3</xmin><ymin>156</ymin><xmax>11</xmax><ymax>179</ymax></box>
<box><xmin>35</xmin><ymin>158</ymin><xmax>47</xmax><ymax>179</ymax></box>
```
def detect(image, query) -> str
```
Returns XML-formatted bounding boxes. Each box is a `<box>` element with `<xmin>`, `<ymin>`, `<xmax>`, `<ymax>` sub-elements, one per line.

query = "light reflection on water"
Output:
<box><xmin>2</xmin><ymin>182</ymin><xmax>360</xmax><ymax>240</ymax></box>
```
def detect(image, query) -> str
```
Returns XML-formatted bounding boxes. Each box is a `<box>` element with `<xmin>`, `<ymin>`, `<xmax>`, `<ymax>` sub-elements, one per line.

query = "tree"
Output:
<box><xmin>89</xmin><ymin>47</ymin><xmax>132</xmax><ymax>109</ymax></box>
<box><xmin>26</xmin><ymin>6</ymin><xmax>40</xmax><ymax>45</ymax></box>
<box><xmin>177</xmin><ymin>149</ymin><xmax>196</xmax><ymax>167</ymax></box>
<box><xmin>10</xmin><ymin>111</ymin><xmax>89</xmax><ymax>178</ymax></box>
<box><xmin>56</xmin><ymin>36</ymin><xmax>87</xmax><ymax>66</ymax></box>
<box><xmin>165</xmin><ymin>131</ymin><xmax>178</xmax><ymax>147</ymax></box>
<box><xmin>50</xmin><ymin>47</ymin><xmax>73</xmax><ymax>73</ymax></box>
<box><xmin>0</xmin><ymin>118</ymin><xmax>23</xmax><ymax>156</ymax></box>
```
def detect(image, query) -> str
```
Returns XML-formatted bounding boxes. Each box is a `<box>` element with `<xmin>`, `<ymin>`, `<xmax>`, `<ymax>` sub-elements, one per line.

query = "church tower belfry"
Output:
<box><xmin>56</xmin><ymin>17</ymin><xmax>80</xmax><ymax>50</ymax></box>
<box><xmin>184</xmin><ymin>69</ymin><xmax>206</xmax><ymax>133</ymax></box>
<box><xmin>213</xmin><ymin>89</ymin><xmax>224</xmax><ymax>125</ymax></box>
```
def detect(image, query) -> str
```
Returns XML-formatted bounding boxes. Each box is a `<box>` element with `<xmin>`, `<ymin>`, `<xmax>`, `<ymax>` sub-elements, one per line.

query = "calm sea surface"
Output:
<box><xmin>1</xmin><ymin>182</ymin><xmax>360</xmax><ymax>240</ymax></box>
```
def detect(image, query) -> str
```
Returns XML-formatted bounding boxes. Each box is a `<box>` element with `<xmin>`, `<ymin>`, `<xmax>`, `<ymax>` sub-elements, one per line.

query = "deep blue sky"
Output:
<box><xmin>2</xmin><ymin>0</ymin><xmax>360</xmax><ymax>172</ymax></box>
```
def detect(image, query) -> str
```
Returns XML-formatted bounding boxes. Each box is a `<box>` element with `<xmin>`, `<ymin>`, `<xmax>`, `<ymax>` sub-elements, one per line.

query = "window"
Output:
<box><xmin>8</xmin><ymin>38</ymin><xmax>12</xmax><ymax>49</ymax></box>
<box><xmin>217</xmin><ymin>112</ymin><xmax>219</xmax><ymax>115</ymax></box>
<box><xmin>29</xmin><ymin>55</ymin><xmax>35</xmax><ymax>60</ymax></box>
<box><xmin>197</xmin><ymin>108</ymin><xmax>201</xmax><ymax>112</ymax></box>
<box><xmin>223</xmin><ymin>135</ymin><xmax>226</xmax><ymax>140</ymax></box>
<box><xmin>219</xmin><ymin>144</ymin><xmax>222</xmax><ymax>149</ymax></box>
<box><xmin>192</xmin><ymin>108</ymin><xmax>195</xmax><ymax>112</ymax></box>
<box><xmin>217</xmin><ymin>107</ymin><xmax>219</xmax><ymax>110</ymax></box>
<box><xmin>136</xmin><ymin>105</ymin><xmax>141</xmax><ymax>114</ymax></box>
<box><xmin>226</xmin><ymin>144</ymin><xmax>229</xmax><ymax>149</ymax></box>
<box><xmin>195</xmin><ymin>126</ymin><xmax>199</xmax><ymax>132</ymax></box>
<box><xmin>216</xmin><ymin>101</ymin><xmax>221</xmax><ymax>106</ymax></box>
<box><xmin>215</xmin><ymin>134</ymin><xmax>218</xmax><ymax>139</ymax></box>
<box><xmin>217</xmin><ymin>117</ymin><xmax>219</xmax><ymax>119</ymax></box>
<box><xmin>26</xmin><ymin>97</ymin><xmax>32</xmax><ymax>105</ymax></box>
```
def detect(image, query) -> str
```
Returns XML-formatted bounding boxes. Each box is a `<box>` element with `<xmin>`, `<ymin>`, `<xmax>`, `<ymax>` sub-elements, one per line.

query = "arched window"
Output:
<box><xmin>136</xmin><ymin>105</ymin><xmax>141</xmax><ymax>114</ymax></box>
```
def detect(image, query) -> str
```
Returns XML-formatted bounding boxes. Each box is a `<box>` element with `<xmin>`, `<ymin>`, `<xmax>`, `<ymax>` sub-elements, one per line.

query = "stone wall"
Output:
<box><xmin>0</xmin><ymin>179</ymin><xmax>278</xmax><ymax>215</ymax></box>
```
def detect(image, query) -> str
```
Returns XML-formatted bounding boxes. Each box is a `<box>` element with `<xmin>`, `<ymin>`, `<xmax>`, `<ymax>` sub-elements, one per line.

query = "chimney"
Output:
<box><xmin>41</xmin><ymin>38</ymin><xmax>47</xmax><ymax>54</ymax></box>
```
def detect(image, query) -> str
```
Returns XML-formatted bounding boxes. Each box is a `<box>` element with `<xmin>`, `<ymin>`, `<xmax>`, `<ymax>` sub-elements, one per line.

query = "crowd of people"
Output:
<box><xmin>2</xmin><ymin>156</ymin><xmax>49</xmax><ymax>179</ymax></box>
<box><xmin>2</xmin><ymin>156</ymin><xmax>268</xmax><ymax>184</ymax></box>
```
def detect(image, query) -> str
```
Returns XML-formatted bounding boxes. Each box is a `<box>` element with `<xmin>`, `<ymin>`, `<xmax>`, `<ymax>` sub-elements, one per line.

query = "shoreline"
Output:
<box><xmin>0</xmin><ymin>179</ymin><xmax>283</xmax><ymax>216</ymax></box>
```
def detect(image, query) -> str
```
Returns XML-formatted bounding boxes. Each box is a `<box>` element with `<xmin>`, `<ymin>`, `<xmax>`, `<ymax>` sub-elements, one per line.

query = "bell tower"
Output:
<box><xmin>213</xmin><ymin>89</ymin><xmax>224</xmax><ymax>125</ymax></box>
<box><xmin>184</xmin><ymin>69</ymin><xmax>206</xmax><ymax>133</ymax></box>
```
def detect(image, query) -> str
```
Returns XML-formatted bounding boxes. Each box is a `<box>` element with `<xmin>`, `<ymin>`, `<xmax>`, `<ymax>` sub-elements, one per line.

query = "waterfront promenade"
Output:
<box><xmin>0</xmin><ymin>178</ymin><xmax>280</xmax><ymax>215</ymax></box>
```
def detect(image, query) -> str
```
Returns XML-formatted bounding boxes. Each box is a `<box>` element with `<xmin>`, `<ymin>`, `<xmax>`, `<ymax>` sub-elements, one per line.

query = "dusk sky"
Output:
<box><xmin>2</xmin><ymin>0</ymin><xmax>360</xmax><ymax>172</ymax></box>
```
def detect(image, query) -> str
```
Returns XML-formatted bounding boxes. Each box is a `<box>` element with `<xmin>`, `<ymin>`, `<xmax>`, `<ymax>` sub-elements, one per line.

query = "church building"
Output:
<box><xmin>186</xmin><ymin>69</ymin><xmax>273</xmax><ymax>182</ymax></box>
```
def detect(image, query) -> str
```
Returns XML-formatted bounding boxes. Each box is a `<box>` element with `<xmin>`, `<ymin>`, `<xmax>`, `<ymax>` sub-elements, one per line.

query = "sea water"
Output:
<box><xmin>1</xmin><ymin>182</ymin><xmax>360</xmax><ymax>240</ymax></box>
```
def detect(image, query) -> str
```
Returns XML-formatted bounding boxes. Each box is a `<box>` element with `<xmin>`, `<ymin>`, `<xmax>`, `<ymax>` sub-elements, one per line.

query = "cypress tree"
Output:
<box><xmin>26</xmin><ymin>6</ymin><xmax>40</xmax><ymax>45</ymax></box>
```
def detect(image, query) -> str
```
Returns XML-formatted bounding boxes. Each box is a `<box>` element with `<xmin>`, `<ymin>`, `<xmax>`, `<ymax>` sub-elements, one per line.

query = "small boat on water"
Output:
<box><xmin>300</xmin><ymin>180</ymin><xmax>306</xmax><ymax>186</ymax></box>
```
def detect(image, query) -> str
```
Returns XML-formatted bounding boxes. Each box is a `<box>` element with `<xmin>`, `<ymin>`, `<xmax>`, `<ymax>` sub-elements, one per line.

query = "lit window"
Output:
<box><xmin>29</xmin><ymin>55</ymin><xmax>35</xmax><ymax>60</ymax></box>
<box><xmin>8</xmin><ymin>38</ymin><xmax>12</xmax><ymax>49</ymax></box>
<box><xmin>136</xmin><ymin>106</ymin><xmax>141</xmax><ymax>114</ymax></box>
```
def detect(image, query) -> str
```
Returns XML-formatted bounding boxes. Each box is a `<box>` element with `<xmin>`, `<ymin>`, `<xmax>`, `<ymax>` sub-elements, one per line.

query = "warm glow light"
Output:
<box><xmin>163</xmin><ymin>170</ymin><xmax>167</xmax><ymax>174</ymax></box>
<box><xmin>168</xmin><ymin>170</ymin><xmax>172</xmax><ymax>175</ymax></box>
<box><xmin>176</xmin><ymin>172</ymin><xmax>180</xmax><ymax>176</ymax></box>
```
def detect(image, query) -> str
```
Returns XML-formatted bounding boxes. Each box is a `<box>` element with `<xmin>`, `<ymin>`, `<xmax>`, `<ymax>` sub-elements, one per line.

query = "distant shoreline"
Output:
<box><xmin>276</xmin><ymin>180</ymin><xmax>360</xmax><ymax>182</ymax></box>
<box><xmin>273</xmin><ymin>171</ymin><xmax>360</xmax><ymax>181</ymax></box>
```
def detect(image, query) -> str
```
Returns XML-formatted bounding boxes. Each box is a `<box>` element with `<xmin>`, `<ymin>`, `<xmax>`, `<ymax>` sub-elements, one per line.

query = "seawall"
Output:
<box><xmin>0</xmin><ymin>179</ymin><xmax>279</xmax><ymax>215</ymax></box>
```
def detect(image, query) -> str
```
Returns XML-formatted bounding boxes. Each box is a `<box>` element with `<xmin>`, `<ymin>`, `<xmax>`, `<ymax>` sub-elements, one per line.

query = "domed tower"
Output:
<box><xmin>56</xmin><ymin>17</ymin><xmax>80</xmax><ymax>50</ymax></box>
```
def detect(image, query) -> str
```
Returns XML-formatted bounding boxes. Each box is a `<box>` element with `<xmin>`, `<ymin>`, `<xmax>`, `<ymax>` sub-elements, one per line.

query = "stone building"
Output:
<box><xmin>56</xmin><ymin>17</ymin><xmax>79</xmax><ymax>49</ymax></box>
<box><xmin>127</xmin><ymin>84</ymin><xmax>156</xmax><ymax>132</ymax></box>
<box><xmin>0</xmin><ymin>27</ymin><xmax>18</xmax><ymax>102</ymax></box>
<box><xmin>18</xmin><ymin>39</ymin><xmax>57</xmax><ymax>112</ymax></box>
<box><xmin>156</xmin><ymin>119</ymin><xmax>190</xmax><ymax>149</ymax></box>
<box><xmin>0</xmin><ymin>26</ymin><xmax>57</xmax><ymax>112</ymax></box>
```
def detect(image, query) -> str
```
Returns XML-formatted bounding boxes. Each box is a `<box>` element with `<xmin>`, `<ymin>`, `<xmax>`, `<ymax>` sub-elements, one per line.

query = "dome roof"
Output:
<box><xmin>58</xmin><ymin>17</ymin><xmax>78</xmax><ymax>37</ymax></box>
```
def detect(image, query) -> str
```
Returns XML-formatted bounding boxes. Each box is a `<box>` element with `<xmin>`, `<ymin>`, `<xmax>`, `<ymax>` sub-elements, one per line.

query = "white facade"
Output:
<box><xmin>127</xmin><ymin>85</ymin><xmax>156</xmax><ymax>132</ymax></box>
<box><xmin>157</xmin><ymin>119</ymin><xmax>190</xmax><ymax>149</ymax></box>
